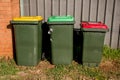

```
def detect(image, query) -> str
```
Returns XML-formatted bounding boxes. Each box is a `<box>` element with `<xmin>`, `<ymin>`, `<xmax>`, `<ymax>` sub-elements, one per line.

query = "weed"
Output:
<box><xmin>0</xmin><ymin>57</ymin><xmax>19</xmax><ymax>76</ymax></box>
<box><xmin>46</xmin><ymin>62</ymin><xmax>106</xmax><ymax>80</ymax></box>
<box><xmin>47</xmin><ymin>65</ymin><xmax>68</xmax><ymax>80</ymax></box>
<box><xmin>103</xmin><ymin>46</ymin><xmax>120</xmax><ymax>60</ymax></box>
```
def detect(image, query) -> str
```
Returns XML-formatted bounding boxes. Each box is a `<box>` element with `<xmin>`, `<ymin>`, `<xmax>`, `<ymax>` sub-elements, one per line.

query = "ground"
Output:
<box><xmin>0</xmin><ymin>59</ymin><xmax>120</xmax><ymax>80</ymax></box>
<box><xmin>0</xmin><ymin>47</ymin><xmax>120</xmax><ymax>80</ymax></box>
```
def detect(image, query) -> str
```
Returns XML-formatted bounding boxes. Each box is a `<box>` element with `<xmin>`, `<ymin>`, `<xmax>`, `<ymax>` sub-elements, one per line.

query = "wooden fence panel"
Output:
<box><xmin>104</xmin><ymin>0</ymin><xmax>114</xmax><ymax>46</ymax></box>
<box><xmin>22</xmin><ymin>0</ymin><xmax>120</xmax><ymax>48</ymax></box>
<box><xmin>111</xmin><ymin>0</ymin><xmax>120</xmax><ymax>48</ymax></box>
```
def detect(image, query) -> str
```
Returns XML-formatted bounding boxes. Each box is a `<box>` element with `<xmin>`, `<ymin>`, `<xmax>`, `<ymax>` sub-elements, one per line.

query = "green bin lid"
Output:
<box><xmin>48</xmin><ymin>15</ymin><xmax>74</xmax><ymax>22</ymax></box>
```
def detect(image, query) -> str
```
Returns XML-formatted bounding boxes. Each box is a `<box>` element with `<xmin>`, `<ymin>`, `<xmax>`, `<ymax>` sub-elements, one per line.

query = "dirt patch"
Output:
<box><xmin>99</xmin><ymin>60</ymin><xmax>115</xmax><ymax>72</ymax></box>
<box><xmin>99</xmin><ymin>60</ymin><xmax>120</xmax><ymax>73</ymax></box>
<box><xmin>36</xmin><ymin>60</ymin><xmax>55</xmax><ymax>70</ymax></box>
<box><xmin>0</xmin><ymin>59</ymin><xmax>120</xmax><ymax>80</ymax></box>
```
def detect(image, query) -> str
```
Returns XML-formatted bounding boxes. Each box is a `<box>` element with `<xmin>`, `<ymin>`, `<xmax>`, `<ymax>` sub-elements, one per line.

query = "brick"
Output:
<box><xmin>0</xmin><ymin>6</ymin><xmax>11</xmax><ymax>11</ymax></box>
<box><xmin>0</xmin><ymin>14</ymin><xmax>12</xmax><ymax>19</ymax></box>
<box><xmin>0</xmin><ymin>11</ymin><xmax>12</xmax><ymax>17</ymax></box>
<box><xmin>11</xmin><ymin>2</ymin><xmax>20</xmax><ymax>18</ymax></box>
<box><xmin>0</xmin><ymin>3</ymin><xmax>11</xmax><ymax>7</ymax></box>
<box><xmin>11</xmin><ymin>0</ymin><xmax>19</xmax><ymax>4</ymax></box>
<box><xmin>0</xmin><ymin>52</ymin><xmax>13</xmax><ymax>58</ymax></box>
<box><xmin>0</xmin><ymin>0</ymin><xmax>20</xmax><ymax>58</ymax></box>
<box><xmin>0</xmin><ymin>0</ymin><xmax>11</xmax><ymax>3</ymax></box>
<box><xmin>0</xmin><ymin>9</ymin><xmax>12</xmax><ymax>14</ymax></box>
<box><xmin>0</xmin><ymin>20</ymin><xmax>12</xmax><ymax>25</ymax></box>
<box><xmin>0</xmin><ymin>22</ymin><xmax>11</xmax><ymax>27</ymax></box>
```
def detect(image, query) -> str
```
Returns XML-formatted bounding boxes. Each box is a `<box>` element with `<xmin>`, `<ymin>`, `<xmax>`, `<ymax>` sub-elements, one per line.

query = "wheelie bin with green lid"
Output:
<box><xmin>11</xmin><ymin>16</ymin><xmax>43</xmax><ymax>66</ymax></box>
<box><xmin>47</xmin><ymin>15</ymin><xmax>75</xmax><ymax>65</ymax></box>
<box><xmin>80</xmin><ymin>22</ymin><xmax>108</xmax><ymax>66</ymax></box>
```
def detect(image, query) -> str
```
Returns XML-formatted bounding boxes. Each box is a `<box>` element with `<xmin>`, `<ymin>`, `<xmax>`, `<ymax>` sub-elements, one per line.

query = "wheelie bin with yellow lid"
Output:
<box><xmin>11</xmin><ymin>16</ymin><xmax>43</xmax><ymax>66</ymax></box>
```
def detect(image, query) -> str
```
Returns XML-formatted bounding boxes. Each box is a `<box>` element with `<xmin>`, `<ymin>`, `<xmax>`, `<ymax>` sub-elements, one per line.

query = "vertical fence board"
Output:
<box><xmin>82</xmin><ymin>0</ymin><xmax>90</xmax><ymax>21</ymax></box>
<box><xmin>118</xmin><ymin>26</ymin><xmax>120</xmax><ymax>48</ymax></box>
<box><xmin>67</xmin><ymin>0</ymin><xmax>74</xmax><ymax>16</ymax></box>
<box><xmin>29</xmin><ymin>0</ymin><xmax>37</xmax><ymax>16</ymax></box>
<box><xmin>97</xmin><ymin>0</ymin><xmax>106</xmax><ymax>22</ymax></box>
<box><xmin>111</xmin><ymin>0</ymin><xmax>120</xmax><ymax>48</ymax></box>
<box><xmin>23</xmin><ymin>0</ymin><xmax>30</xmax><ymax>16</ymax></box>
<box><xmin>60</xmin><ymin>0</ymin><xmax>67</xmax><ymax>16</ymax></box>
<box><xmin>90</xmin><ymin>0</ymin><xmax>98</xmax><ymax>21</ymax></box>
<box><xmin>104</xmin><ymin>0</ymin><xmax>114</xmax><ymax>46</ymax></box>
<box><xmin>74</xmin><ymin>0</ymin><xmax>82</xmax><ymax>28</ymax></box>
<box><xmin>37</xmin><ymin>0</ymin><xmax>44</xmax><ymax>18</ymax></box>
<box><xmin>52</xmin><ymin>0</ymin><xmax>59</xmax><ymax>16</ymax></box>
<box><xmin>45</xmin><ymin>0</ymin><xmax>52</xmax><ymax>21</ymax></box>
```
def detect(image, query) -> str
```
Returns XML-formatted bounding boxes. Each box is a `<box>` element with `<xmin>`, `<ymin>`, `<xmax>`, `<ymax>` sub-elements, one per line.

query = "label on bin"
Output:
<box><xmin>81</xmin><ymin>22</ymin><xmax>108</xmax><ymax>29</ymax></box>
<box><xmin>13</xmin><ymin>16</ymin><xmax>43</xmax><ymax>21</ymax></box>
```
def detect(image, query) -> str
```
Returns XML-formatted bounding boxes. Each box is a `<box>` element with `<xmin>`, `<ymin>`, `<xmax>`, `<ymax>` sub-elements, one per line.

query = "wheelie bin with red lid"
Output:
<box><xmin>80</xmin><ymin>22</ymin><xmax>108</xmax><ymax>66</ymax></box>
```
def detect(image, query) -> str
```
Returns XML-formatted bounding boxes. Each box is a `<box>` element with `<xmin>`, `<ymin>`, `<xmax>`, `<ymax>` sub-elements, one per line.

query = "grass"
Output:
<box><xmin>103</xmin><ymin>46</ymin><xmax>120</xmax><ymax>60</ymax></box>
<box><xmin>46</xmin><ymin>46</ymin><xmax>120</xmax><ymax>80</ymax></box>
<box><xmin>0</xmin><ymin>46</ymin><xmax>120</xmax><ymax>80</ymax></box>
<box><xmin>46</xmin><ymin>62</ymin><xmax>106</xmax><ymax>80</ymax></box>
<box><xmin>0</xmin><ymin>58</ymin><xmax>19</xmax><ymax>76</ymax></box>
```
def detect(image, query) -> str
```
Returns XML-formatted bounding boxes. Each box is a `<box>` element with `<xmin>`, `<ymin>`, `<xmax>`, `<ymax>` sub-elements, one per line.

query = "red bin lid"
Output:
<box><xmin>81</xmin><ymin>22</ymin><xmax>108</xmax><ymax>29</ymax></box>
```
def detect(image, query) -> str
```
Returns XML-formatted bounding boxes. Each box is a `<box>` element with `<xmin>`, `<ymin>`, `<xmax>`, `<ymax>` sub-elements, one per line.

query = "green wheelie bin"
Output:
<box><xmin>80</xmin><ymin>22</ymin><xmax>108</xmax><ymax>67</ymax></box>
<box><xmin>11</xmin><ymin>16</ymin><xmax>43</xmax><ymax>66</ymax></box>
<box><xmin>47</xmin><ymin>15</ymin><xmax>75</xmax><ymax>65</ymax></box>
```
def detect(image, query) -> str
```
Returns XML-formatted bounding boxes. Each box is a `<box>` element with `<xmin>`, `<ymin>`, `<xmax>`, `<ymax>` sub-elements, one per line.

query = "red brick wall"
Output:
<box><xmin>0</xmin><ymin>0</ymin><xmax>20</xmax><ymax>58</ymax></box>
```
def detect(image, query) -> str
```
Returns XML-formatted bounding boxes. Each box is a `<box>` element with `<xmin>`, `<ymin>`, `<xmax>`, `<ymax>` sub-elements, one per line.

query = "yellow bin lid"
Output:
<box><xmin>13</xmin><ymin>16</ymin><xmax>43</xmax><ymax>21</ymax></box>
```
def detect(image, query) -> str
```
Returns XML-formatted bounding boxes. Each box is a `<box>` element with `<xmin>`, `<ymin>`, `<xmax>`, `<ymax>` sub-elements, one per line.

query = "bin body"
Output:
<box><xmin>80</xmin><ymin>22</ymin><xmax>108</xmax><ymax>66</ymax></box>
<box><xmin>48</xmin><ymin>16</ymin><xmax>74</xmax><ymax>65</ymax></box>
<box><xmin>11</xmin><ymin>16</ymin><xmax>43</xmax><ymax>66</ymax></box>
